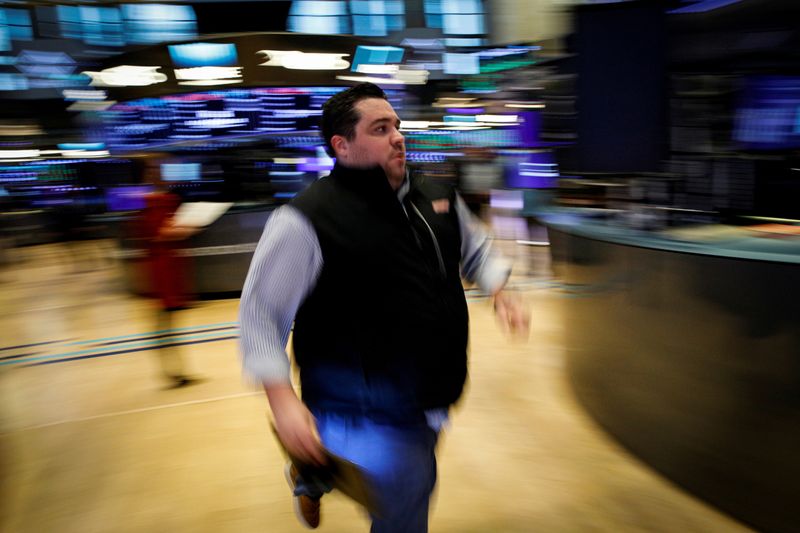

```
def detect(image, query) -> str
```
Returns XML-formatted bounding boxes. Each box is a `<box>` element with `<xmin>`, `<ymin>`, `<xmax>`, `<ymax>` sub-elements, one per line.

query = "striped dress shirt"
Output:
<box><xmin>239</xmin><ymin>180</ymin><xmax>512</xmax><ymax>389</ymax></box>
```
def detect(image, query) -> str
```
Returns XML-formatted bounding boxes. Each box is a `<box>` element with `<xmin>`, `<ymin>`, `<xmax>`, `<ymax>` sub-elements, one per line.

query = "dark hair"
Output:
<box><xmin>320</xmin><ymin>82</ymin><xmax>388</xmax><ymax>157</ymax></box>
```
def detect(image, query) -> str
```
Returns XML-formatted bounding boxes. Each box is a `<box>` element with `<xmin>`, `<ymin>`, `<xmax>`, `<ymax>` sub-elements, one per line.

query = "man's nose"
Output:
<box><xmin>392</xmin><ymin>129</ymin><xmax>404</xmax><ymax>147</ymax></box>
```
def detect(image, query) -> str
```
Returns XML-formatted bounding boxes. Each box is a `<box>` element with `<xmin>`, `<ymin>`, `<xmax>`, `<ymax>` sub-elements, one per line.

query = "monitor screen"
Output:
<box><xmin>734</xmin><ymin>76</ymin><xmax>800</xmax><ymax>150</ymax></box>
<box><xmin>168</xmin><ymin>42</ymin><xmax>237</xmax><ymax>68</ymax></box>
<box><xmin>121</xmin><ymin>4</ymin><xmax>197</xmax><ymax>44</ymax></box>
<box><xmin>443</xmin><ymin>53</ymin><xmax>479</xmax><ymax>75</ymax></box>
<box><xmin>161</xmin><ymin>162</ymin><xmax>201</xmax><ymax>181</ymax></box>
<box><xmin>351</xmin><ymin>45</ymin><xmax>404</xmax><ymax>72</ymax></box>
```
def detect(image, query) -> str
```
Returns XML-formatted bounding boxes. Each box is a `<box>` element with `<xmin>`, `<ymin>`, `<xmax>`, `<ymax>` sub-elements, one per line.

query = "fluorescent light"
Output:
<box><xmin>60</xmin><ymin>149</ymin><xmax>110</xmax><ymax>157</ymax></box>
<box><xmin>505</xmin><ymin>102</ymin><xmax>545</xmax><ymax>109</ymax></box>
<box><xmin>393</xmin><ymin>68</ymin><xmax>429</xmax><ymax>85</ymax></box>
<box><xmin>258</xmin><ymin>50</ymin><xmax>350</xmax><ymax>70</ymax></box>
<box><xmin>335</xmin><ymin>75</ymin><xmax>406</xmax><ymax>85</ymax></box>
<box><xmin>83</xmin><ymin>65</ymin><xmax>167</xmax><ymax>87</ymax></box>
<box><xmin>0</xmin><ymin>125</ymin><xmax>43</xmax><ymax>136</ymax></box>
<box><xmin>400</xmin><ymin>121</ymin><xmax>432</xmax><ymax>130</ymax></box>
<box><xmin>432</xmin><ymin>98</ymin><xmax>483</xmax><ymax>108</ymax></box>
<box><xmin>80</xmin><ymin>150</ymin><xmax>110</xmax><ymax>158</ymax></box>
<box><xmin>349</xmin><ymin>65</ymin><xmax>428</xmax><ymax>84</ymax></box>
<box><xmin>67</xmin><ymin>101</ymin><xmax>116</xmax><ymax>111</ymax></box>
<box><xmin>174</xmin><ymin>66</ymin><xmax>242</xmax><ymax>81</ymax></box>
<box><xmin>178</xmin><ymin>79</ymin><xmax>243</xmax><ymax>86</ymax></box>
<box><xmin>0</xmin><ymin>150</ymin><xmax>40</xmax><ymax>159</ymax></box>
<box><xmin>440</xmin><ymin>125</ymin><xmax>491</xmax><ymax>130</ymax></box>
<box><xmin>476</xmin><ymin>114</ymin><xmax>519</xmax><ymax>123</ymax></box>
<box><xmin>356</xmin><ymin>64</ymin><xmax>398</xmax><ymax>74</ymax></box>
<box><xmin>62</xmin><ymin>89</ymin><xmax>108</xmax><ymax>101</ymax></box>
<box><xmin>400</xmin><ymin>38</ymin><xmax>444</xmax><ymax>49</ymax></box>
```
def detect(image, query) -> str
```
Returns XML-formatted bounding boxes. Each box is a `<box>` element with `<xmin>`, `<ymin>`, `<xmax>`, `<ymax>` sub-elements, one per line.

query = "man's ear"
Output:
<box><xmin>331</xmin><ymin>135</ymin><xmax>347</xmax><ymax>159</ymax></box>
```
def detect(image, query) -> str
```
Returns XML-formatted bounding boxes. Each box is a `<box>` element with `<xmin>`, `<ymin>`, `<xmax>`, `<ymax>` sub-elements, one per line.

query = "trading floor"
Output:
<box><xmin>0</xmin><ymin>238</ymin><xmax>751</xmax><ymax>532</ymax></box>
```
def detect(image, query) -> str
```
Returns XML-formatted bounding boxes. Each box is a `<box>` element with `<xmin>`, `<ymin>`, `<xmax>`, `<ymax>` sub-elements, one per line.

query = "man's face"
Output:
<box><xmin>335</xmin><ymin>97</ymin><xmax>406</xmax><ymax>183</ymax></box>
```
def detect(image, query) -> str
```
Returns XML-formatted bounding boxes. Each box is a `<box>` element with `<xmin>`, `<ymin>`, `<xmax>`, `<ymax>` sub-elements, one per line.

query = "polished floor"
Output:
<box><xmin>0</xmin><ymin>238</ymin><xmax>752</xmax><ymax>532</ymax></box>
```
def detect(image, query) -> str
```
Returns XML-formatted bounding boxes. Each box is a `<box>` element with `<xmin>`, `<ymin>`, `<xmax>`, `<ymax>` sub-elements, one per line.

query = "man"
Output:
<box><xmin>239</xmin><ymin>83</ymin><xmax>527</xmax><ymax>532</ymax></box>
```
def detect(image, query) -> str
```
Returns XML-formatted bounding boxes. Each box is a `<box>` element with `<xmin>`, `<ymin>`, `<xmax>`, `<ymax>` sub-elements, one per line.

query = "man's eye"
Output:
<box><xmin>376</xmin><ymin>126</ymin><xmax>385</xmax><ymax>133</ymax></box>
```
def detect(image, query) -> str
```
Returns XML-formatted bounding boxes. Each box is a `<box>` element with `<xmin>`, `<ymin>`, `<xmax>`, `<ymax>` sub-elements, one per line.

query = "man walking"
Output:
<box><xmin>239</xmin><ymin>82</ymin><xmax>528</xmax><ymax>531</ymax></box>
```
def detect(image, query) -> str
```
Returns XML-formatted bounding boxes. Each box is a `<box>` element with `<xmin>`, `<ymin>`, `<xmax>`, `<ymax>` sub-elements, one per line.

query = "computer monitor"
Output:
<box><xmin>160</xmin><ymin>162</ymin><xmax>201</xmax><ymax>181</ymax></box>
<box><xmin>734</xmin><ymin>76</ymin><xmax>800</xmax><ymax>150</ymax></box>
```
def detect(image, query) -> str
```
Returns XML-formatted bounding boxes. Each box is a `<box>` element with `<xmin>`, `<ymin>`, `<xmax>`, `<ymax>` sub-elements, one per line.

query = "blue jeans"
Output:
<box><xmin>298</xmin><ymin>409</ymin><xmax>439</xmax><ymax>533</ymax></box>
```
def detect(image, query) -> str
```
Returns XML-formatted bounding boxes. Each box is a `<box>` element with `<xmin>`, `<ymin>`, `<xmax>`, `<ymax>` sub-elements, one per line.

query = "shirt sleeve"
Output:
<box><xmin>456</xmin><ymin>194</ymin><xmax>512</xmax><ymax>295</ymax></box>
<box><xmin>238</xmin><ymin>205</ymin><xmax>323</xmax><ymax>385</ymax></box>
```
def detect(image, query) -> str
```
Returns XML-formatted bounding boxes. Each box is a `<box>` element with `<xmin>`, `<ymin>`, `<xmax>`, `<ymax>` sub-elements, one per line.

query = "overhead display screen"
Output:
<box><xmin>99</xmin><ymin>86</ymin><xmax>402</xmax><ymax>152</ymax></box>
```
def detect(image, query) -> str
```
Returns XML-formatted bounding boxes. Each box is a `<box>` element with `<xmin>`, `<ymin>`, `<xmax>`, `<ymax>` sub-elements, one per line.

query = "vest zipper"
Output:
<box><xmin>409</xmin><ymin>201</ymin><xmax>447</xmax><ymax>279</ymax></box>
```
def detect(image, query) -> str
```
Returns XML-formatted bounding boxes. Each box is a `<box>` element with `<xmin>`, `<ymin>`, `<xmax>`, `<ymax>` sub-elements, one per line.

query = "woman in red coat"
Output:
<box><xmin>143</xmin><ymin>189</ymin><xmax>193</xmax><ymax>310</ymax></box>
<box><xmin>139</xmin><ymin>159</ymin><xmax>199</xmax><ymax>388</ymax></box>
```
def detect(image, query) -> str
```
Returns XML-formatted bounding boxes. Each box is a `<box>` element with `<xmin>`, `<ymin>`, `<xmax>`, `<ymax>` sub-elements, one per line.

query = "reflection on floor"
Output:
<box><xmin>0</xmin><ymin>238</ymin><xmax>752</xmax><ymax>532</ymax></box>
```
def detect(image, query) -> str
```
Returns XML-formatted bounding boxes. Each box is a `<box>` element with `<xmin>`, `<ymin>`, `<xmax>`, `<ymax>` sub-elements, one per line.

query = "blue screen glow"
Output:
<box><xmin>161</xmin><ymin>162</ymin><xmax>201</xmax><ymax>181</ymax></box>
<box><xmin>121</xmin><ymin>4</ymin><xmax>197</xmax><ymax>44</ymax></box>
<box><xmin>351</xmin><ymin>46</ymin><xmax>404</xmax><ymax>72</ymax></box>
<box><xmin>443</xmin><ymin>53</ymin><xmax>479</xmax><ymax>75</ymax></box>
<box><xmin>5</xmin><ymin>8</ymin><xmax>33</xmax><ymax>41</ymax></box>
<box><xmin>290</xmin><ymin>1</ymin><xmax>348</xmax><ymax>16</ymax></box>
<box><xmin>734</xmin><ymin>76</ymin><xmax>800</xmax><ymax>150</ymax></box>
<box><xmin>169</xmin><ymin>42</ymin><xmax>238</xmax><ymax>68</ymax></box>
<box><xmin>443</xmin><ymin>13</ymin><xmax>484</xmax><ymax>35</ymax></box>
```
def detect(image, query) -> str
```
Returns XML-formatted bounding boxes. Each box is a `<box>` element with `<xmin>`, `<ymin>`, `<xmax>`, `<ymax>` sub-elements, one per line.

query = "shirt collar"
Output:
<box><xmin>396</xmin><ymin>170</ymin><xmax>411</xmax><ymax>203</ymax></box>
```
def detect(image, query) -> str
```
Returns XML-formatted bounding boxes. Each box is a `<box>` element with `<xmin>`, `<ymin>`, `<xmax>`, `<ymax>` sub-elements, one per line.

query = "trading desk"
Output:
<box><xmin>542</xmin><ymin>210</ymin><xmax>800</xmax><ymax>533</ymax></box>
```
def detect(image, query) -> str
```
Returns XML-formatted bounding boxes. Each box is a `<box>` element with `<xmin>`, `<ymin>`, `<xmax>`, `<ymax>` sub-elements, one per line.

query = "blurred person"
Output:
<box><xmin>138</xmin><ymin>157</ymin><xmax>200</xmax><ymax>388</ymax></box>
<box><xmin>455</xmin><ymin>147</ymin><xmax>503</xmax><ymax>215</ymax></box>
<box><xmin>239</xmin><ymin>83</ymin><xmax>528</xmax><ymax>532</ymax></box>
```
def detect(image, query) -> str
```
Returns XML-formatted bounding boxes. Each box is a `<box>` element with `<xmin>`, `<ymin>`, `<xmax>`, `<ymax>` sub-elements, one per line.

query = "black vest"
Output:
<box><xmin>290</xmin><ymin>163</ymin><xmax>469</xmax><ymax>423</ymax></box>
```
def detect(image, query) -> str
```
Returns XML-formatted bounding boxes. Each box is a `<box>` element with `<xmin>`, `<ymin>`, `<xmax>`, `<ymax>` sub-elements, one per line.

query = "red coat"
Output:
<box><xmin>140</xmin><ymin>191</ymin><xmax>192</xmax><ymax>310</ymax></box>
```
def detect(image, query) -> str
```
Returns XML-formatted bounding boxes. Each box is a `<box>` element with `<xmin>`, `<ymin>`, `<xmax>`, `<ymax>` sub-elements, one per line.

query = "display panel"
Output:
<box><xmin>287</xmin><ymin>0</ymin><xmax>350</xmax><ymax>34</ymax></box>
<box><xmin>734</xmin><ymin>76</ymin><xmax>800</xmax><ymax>150</ymax></box>
<box><xmin>100</xmin><ymin>86</ymin><xmax>349</xmax><ymax>152</ymax></box>
<box><xmin>120</xmin><ymin>4</ymin><xmax>197</xmax><ymax>44</ymax></box>
<box><xmin>161</xmin><ymin>162</ymin><xmax>201</xmax><ymax>181</ymax></box>
<box><xmin>443</xmin><ymin>53</ymin><xmax>479</xmax><ymax>75</ymax></box>
<box><xmin>168</xmin><ymin>42</ymin><xmax>238</xmax><ymax>68</ymax></box>
<box><xmin>351</xmin><ymin>45</ymin><xmax>404</xmax><ymax>72</ymax></box>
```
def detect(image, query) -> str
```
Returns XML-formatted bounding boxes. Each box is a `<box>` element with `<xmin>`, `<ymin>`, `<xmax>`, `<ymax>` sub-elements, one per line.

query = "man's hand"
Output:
<box><xmin>493</xmin><ymin>289</ymin><xmax>530</xmax><ymax>337</ymax></box>
<box><xmin>265</xmin><ymin>383</ymin><xmax>327</xmax><ymax>466</ymax></box>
